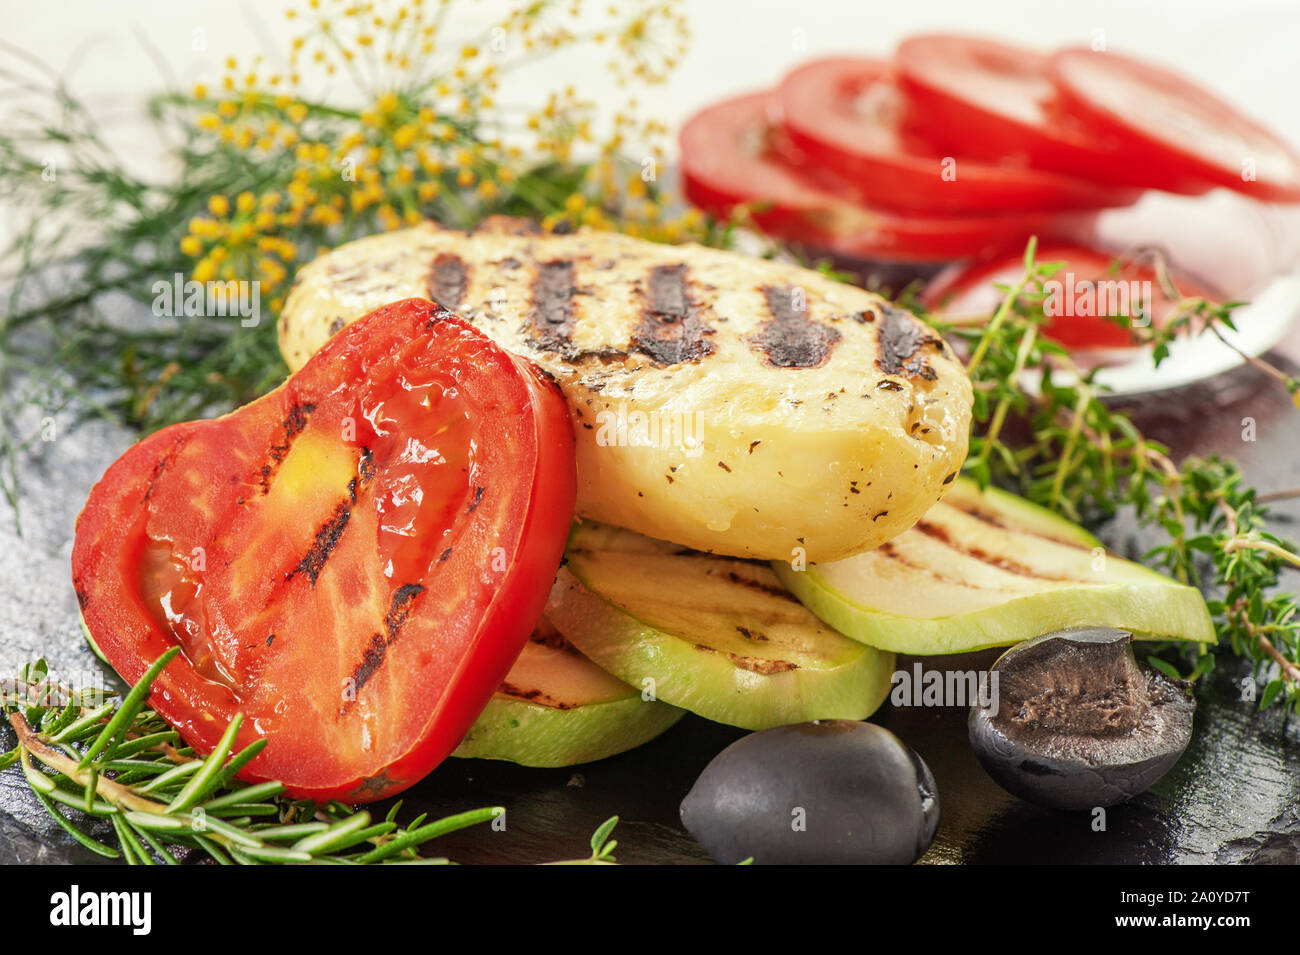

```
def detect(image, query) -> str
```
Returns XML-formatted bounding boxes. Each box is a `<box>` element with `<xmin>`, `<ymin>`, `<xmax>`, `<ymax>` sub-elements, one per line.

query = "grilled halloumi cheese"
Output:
<box><xmin>278</xmin><ymin>218</ymin><xmax>972</xmax><ymax>562</ymax></box>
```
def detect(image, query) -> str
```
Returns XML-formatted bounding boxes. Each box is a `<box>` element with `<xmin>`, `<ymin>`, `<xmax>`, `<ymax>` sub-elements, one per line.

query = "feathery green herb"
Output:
<box><xmin>0</xmin><ymin>1</ymin><xmax>703</xmax><ymax>527</ymax></box>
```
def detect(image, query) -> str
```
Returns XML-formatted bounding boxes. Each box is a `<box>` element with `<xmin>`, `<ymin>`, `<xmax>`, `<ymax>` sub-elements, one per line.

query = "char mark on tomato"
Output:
<box><xmin>750</xmin><ymin>285</ymin><xmax>842</xmax><ymax>369</ymax></box>
<box><xmin>343</xmin><ymin>585</ymin><xmax>426</xmax><ymax>713</ymax></box>
<box><xmin>428</xmin><ymin>252</ymin><xmax>469</xmax><ymax>310</ymax></box>
<box><xmin>530</xmin><ymin>259</ymin><xmax>580</xmax><ymax>353</ymax></box>
<box><xmin>467</xmin><ymin>485</ymin><xmax>485</xmax><ymax>513</ymax></box>
<box><xmin>350</xmin><ymin>770</ymin><xmax>398</xmax><ymax>800</ymax></box>
<box><xmin>384</xmin><ymin>583</ymin><xmax>426</xmax><ymax>641</ymax></box>
<box><xmin>874</xmin><ymin>304</ymin><xmax>941</xmax><ymax>380</ymax></box>
<box><xmin>259</xmin><ymin>402</ymin><xmax>318</xmax><ymax>493</ymax></box>
<box><xmin>421</xmin><ymin>302</ymin><xmax>462</xmax><ymax>330</ymax></box>
<box><xmin>632</xmin><ymin>263</ymin><xmax>716</xmax><ymax>366</ymax></box>
<box><xmin>287</xmin><ymin>498</ymin><xmax>351</xmax><ymax>586</ymax></box>
<box><xmin>347</xmin><ymin>632</ymin><xmax>389</xmax><ymax>707</ymax></box>
<box><xmin>283</xmin><ymin>402</ymin><xmax>315</xmax><ymax>438</ymax></box>
<box><xmin>143</xmin><ymin>436</ymin><xmax>187</xmax><ymax>502</ymax></box>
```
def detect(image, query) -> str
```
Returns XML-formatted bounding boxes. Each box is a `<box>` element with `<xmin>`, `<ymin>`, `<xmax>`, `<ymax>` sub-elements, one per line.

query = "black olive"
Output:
<box><xmin>680</xmin><ymin>720</ymin><xmax>939</xmax><ymax>865</ymax></box>
<box><xmin>968</xmin><ymin>627</ymin><xmax>1195</xmax><ymax>811</ymax></box>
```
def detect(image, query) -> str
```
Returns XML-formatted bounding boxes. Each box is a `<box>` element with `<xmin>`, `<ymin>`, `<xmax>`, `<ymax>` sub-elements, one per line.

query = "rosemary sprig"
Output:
<box><xmin>931</xmin><ymin>238</ymin><xmax>1300</xmax><ymax>711</ymax></box>
<box><xmin>0</xmin><ymin>652</ymin><xmax>622</xmax><ymax>864</ymax></box>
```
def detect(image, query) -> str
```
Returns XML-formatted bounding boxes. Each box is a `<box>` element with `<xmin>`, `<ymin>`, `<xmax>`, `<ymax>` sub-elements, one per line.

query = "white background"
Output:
<box><xmin>9</xmin><ymin>0</ymin><xmax>1300</xmax><ymax>171</ymax></box>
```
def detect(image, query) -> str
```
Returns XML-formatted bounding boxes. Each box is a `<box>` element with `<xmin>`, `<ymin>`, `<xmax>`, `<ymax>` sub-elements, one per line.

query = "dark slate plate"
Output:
<box><xmin>3</xmin><ymin>341</ymin><xmax>1300</xmax><ymax>865</ymax></box>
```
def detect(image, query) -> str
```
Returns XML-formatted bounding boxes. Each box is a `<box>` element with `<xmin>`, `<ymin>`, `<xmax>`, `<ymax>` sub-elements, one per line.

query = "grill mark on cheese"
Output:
<box><xmin>288</xmin><ymin>227</ymin><xmax>972</xmax><ymax>406</ymax></box>
<box><xmin>530</xmin><ymin>259</ymin><xmax>579</xmax><ymax>352</ymax></box>
<box><xmin>427</xmin><ymin>253</ymin><xmax>468</xmax><ymax>309</ymax></box>
<box><xmin>875</xmin><ymin>304</ymin><xmax>940</xmax><ymax>380</ymax></box>
<box><xmin>472</xmin><ymin>214</ymin><xmax>539</xmax><ymax>236</ymax></box>
<box><xmin>631</xmin><ymin>263</ymin><xmax>715</xmax><ymax>365</ymax></box>
<box><xmin>751</xmin><ymin>285</ymin><xmax>842</xmax><ymax>369</ymax></box>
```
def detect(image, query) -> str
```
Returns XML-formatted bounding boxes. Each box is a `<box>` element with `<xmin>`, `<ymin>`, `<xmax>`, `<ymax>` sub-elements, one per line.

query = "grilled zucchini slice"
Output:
<box><xmin>773</xmin><ymin>479</ymin><xmax>1215</xmax><ymax>654</ymax></box>
<box><xmin>546</xmin><ymin>521</ymin><xmax>895</xmax><ymax>731</ymax></box>
<box><xmin>452</xmin><ymin>618</ymin><xmax>684</xmax><ymax>767</ymax></box>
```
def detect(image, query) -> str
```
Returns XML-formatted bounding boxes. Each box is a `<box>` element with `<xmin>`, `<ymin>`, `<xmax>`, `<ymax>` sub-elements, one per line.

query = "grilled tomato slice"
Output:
<box><xmin>72</xmin><ymin>298</ymin><xmax>576</xmax><ymax>802</ymax></box>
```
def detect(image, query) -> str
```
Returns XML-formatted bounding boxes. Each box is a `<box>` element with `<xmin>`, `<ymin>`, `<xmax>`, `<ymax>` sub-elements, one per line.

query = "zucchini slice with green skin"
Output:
<box><xmin>80</xmin><ymin>614</ymin><xmax>108</xmax><ymax>663</ymax></box>
<box><xmin>452</xmin><ymin>620</ymin><xmax>684</xmax><ymax>767</ymax></box>
<box><xmin>548</xmin><ymin>522</ymin><xmax>895</xmax><ymax>731</ymax></box>
<box><xmin>773</xmin><ymin>478</ymin><xmax>1215</xmax><ymax>655</ymax></box>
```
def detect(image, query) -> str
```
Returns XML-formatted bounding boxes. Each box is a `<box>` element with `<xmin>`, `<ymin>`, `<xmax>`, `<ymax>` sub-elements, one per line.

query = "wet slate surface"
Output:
<box><xmin>3</xmin><ymin>346</ymin><xmax>1300</xmax><ymax>865</ymax></box>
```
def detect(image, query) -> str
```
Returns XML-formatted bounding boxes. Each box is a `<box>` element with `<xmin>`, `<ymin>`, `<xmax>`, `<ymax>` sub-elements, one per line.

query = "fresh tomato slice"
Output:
<box><xmin>1051</xmin><ymin>47</ymin><xmax>1300</xmax><ymax>203</ymax></box>
<box><xmin>922</xmin><ymin>241</ymin><xmax>1214</xmax><ymax>349</ymax></box>
<box><xmin>778</xmin><ymin>57</ymin><xmax>1134</xmax><ymax>214</ymax></box>
<box><xmin>680</xmin><ymin>90</ymin><xmax>1073</xmax><ymax>263</ymax></box>
<box><xmin>894</xmin><ymin>34</ymin><xmax>1211</xmax><ymax>195</ymax></box>
<box><xmin>73</xmin><ymin>299</ymin><xmax>577</xmax><ymax>802</ymax></box>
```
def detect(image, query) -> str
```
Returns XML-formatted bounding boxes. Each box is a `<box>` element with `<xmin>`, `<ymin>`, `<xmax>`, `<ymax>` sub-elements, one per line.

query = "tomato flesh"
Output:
<box><xmin>1051</xmin><ymin>47</ymin><xmax>1300</xmax><ymax>203</ymax></box>
<box><xmin>680</xmin><ymin>90</ymin><xmax>1072</xmax><ymax>263</ymax></box>
<box><xmin>895</xmin><ymin>34</ymin><xmax>1213</xmax><ymax>195</ymax></box>
<box><xmin>73</xmin><ymin>299</ymin><xmax>577</xmax><ymax>801</ymax></box>
<box><xmin>779</xmin><ymin>57</ymin><xmax>1134</xmax><ymax>214</ymax></box>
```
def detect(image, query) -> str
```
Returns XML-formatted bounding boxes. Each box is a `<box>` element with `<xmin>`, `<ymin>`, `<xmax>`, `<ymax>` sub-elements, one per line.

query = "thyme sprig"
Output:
<box><xmin>932</xmin><ymin>238</ymin><xmax>1300</xmax><ymax>711</ymax></box>
<box><xmin>0</xmin><ymin>650</ymin><xmax>621</xmax><ymax>864</ymax></box>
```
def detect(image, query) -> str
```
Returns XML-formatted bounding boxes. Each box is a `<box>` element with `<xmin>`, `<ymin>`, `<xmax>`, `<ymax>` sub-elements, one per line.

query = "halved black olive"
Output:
<box><xmin>968</xmin><ymin>627</ymin><xmax>1195</xmax><ymax>810</ymax></box>
<box><xmin>680</xmin><ymin>720</ymin><xmax>939</xmax><ymax>864</ymax></box>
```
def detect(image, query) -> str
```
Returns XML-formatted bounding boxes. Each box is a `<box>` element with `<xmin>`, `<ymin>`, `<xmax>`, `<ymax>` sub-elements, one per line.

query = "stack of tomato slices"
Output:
<box><xmin>681</xmin><ymin>33</ymin><xmax>1300</xmax><ymax>268</ymax></box>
